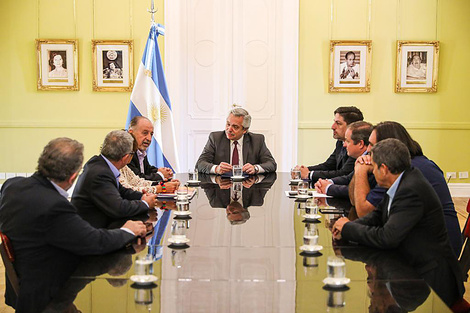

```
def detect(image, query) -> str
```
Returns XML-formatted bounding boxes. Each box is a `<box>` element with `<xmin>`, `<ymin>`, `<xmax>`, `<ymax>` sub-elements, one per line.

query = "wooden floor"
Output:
<box><xmin>0</xmin><ymin>198</ymin><xmax>469</xmax><ymax>312</ymax></box>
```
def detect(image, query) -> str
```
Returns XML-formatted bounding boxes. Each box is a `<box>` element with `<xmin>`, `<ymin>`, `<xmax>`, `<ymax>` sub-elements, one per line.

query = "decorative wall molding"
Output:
<box><xmin>298</xmin><ymin>121</ymin><xmax>470</xmax><ymax>130</ymax></box>
<box><xmin>449</xmin><ymin>183</ymin><xmax>470</xmax><ymax>198</ymax></box>
<box><xmin>0</xmin><ymin>121</ymin><xmax>123</xmax><ymax>129</ymax></box>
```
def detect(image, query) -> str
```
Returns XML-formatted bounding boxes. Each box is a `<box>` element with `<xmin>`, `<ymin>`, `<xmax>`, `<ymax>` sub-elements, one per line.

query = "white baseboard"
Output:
<box><xmin>449</xmin><ymin>183</ymin><xmax>470</xmax><ymax>198</ymax></box>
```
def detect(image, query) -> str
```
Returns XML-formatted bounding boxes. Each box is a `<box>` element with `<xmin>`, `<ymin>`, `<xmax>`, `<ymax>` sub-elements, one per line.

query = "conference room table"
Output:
<box><xmin>45</xmin><ymin>173</ymin><xmax>452</xmax><ymax>312</ymax></box>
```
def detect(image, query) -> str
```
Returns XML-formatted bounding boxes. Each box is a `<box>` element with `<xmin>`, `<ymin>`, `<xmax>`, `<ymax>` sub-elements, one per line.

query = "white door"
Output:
<box><xmin>165</xmin><ymin>0</ymin><xmax>298</xmax><ymax>172</ymax></box>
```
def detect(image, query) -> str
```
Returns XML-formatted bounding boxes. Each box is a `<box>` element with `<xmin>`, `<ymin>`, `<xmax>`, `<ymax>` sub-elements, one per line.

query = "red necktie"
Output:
<box><xmin>232</xmin><ymin>141</ymin><xmax>239</xmax><ymax>166</ymax></box>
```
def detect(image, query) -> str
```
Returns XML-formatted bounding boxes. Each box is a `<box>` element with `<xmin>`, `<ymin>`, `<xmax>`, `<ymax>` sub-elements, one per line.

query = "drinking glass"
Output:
<box><xmin>291</xmin><ymin>167</ymin><xmax>301</xmax><ymax>181</ymax></box>
<box><xmin>176</xmin><ymin>186</ymin><xmax>189</xmax><ymax>203</ymax></box>
<box><xmin>233</xmin><ymin>164</ymin><xmax>243</xmax><ymax>177</ymax></box>
<box><xmin>171</xmin><ymin>220</ymin><xmax>188</xmax><ymax>240</ymax></box>
<box><xmin>327</xmin><ymin>256</ymin><xmax>346</xmax><ymax>279</ymax></box>
<box><xmin>298</xmin><ymin>181</ymin><xmax>309</xmax><ymax>196</ymax></box>
<box><xmin>188</xmin><ymin>169</ymin><xmax>198</xmax><ymax>182</ymax></box>
<box><xmin>135</xmin><ymin>254</ymin><xmax>154</xmax><ymax>276</ymax></box>
<box><xmin>303</xmin><ymin>223</ymin><xmax>319</xmax><ymax>246</ymax></box>
<box><xmin>305</xmin><ymin>198</ymin><xmax>319</xmax><ymax>215</ymax></box>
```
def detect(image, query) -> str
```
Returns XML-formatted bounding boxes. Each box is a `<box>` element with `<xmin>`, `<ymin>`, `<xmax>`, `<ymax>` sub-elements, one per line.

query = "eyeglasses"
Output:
<box><xmin>127</xmin><ymin>152</ymin><xmax>135</xmax><ymax>156</ymax></box>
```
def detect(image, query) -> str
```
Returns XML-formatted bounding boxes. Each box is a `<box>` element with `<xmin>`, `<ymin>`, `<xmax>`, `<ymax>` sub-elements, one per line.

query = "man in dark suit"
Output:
<box><xmin>72</xmin><ymin>130</ymin><xmax>156</xmax><ymax>228</ymax></box>
<box><xmin>296</xmin><ymin>106</ymin><xmax>363</xmax><ymax>182</ymax></box>
<box><xmin>0</xmin><ymin>137</ymin><xmax>147</xmax><ymax>313</ymax></box>
<box><xmin>127</xmin><ymin>116</ymin><xmax>173</xmax><ymax>182</ymax></box>
<box><xmin>314</xmin><ymin>121</ymin><xmax>373</xmax><ymax>198</ymax></box>
<box><xmin>196</xmin><ymin>107</ymin><xmax>277</xmax><ymax>175</ymax></box>
<box><xmin>332</xmin><ymin>139</ymin><xmax>464</xmax><ymax>307</ymax></box>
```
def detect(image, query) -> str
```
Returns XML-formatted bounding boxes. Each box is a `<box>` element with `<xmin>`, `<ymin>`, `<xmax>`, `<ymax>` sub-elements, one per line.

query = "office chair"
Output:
<box><xmin>0</xmin><ymin>231</ymin><xmax>19</xmax><ymax>298</ymax></box>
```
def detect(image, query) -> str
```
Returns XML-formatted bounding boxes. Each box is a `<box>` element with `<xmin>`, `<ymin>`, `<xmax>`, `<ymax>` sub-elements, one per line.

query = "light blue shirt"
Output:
<box><xmin>386</xmin><ymin>172</ymin><xmax>404</xmax><ymax>215</ymax></box>
<box><xmin>101</xmin><ymin>155</ymin><xmax>120</xmax><ymax>187</ymax></box>
<box><xmin>49</xmin><ymin>180</ymin><xmax>69</xmax><ymax>199</ymax></box>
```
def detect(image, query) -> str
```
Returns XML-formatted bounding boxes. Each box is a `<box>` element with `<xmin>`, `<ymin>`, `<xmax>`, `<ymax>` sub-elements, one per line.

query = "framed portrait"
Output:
<box><xmin>92</xmin><ymin>40</ymin><xmax>133</xmax><ymax>92</ymax></box>
<box><xmin>395</xmin><ymin>41</ymin><xmax>439</xmax><ymax>93</ymax></box>
<box><xmin>36</xmin><ymin>39</ymin><xmax>79</xmax><ymax>91</ymax></box>
<box><xmin>329</xmin><ymin>40</ymin><xmax>372</xmax><ymax>93</ymax></box>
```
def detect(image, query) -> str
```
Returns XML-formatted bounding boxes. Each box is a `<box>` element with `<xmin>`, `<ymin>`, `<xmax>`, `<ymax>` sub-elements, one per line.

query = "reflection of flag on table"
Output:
<box><xmin>126</xmin><ymin>23</ymin><xmax>179</xmax><ymax>171</ymax></box>
<box><xmin>148</xmin><ymin>209</ymin><xmax>171</xmax><ymax>260</ymax></box>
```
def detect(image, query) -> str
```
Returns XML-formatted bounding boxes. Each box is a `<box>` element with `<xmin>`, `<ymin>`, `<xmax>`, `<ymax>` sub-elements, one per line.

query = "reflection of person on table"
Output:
<box><xmin>406</xmin><ymin>55</ymin><xmax>426</xmax><ymax>80</ymax></box>
<box><xmin>199</xmin><ymin>173</ymin><xmax>276</xmax><ymax>210</ymax></box>
<box><xmin>103</xmin><ymin>62</ymin><xmax>123</xmax><ymax>79</ymax></box>
<box><xmin>339</xmin><ymin>51</ymin><xmax>359</xmax><ymax>80</ymax></box>
<box><xmin>338</xmin><ymin>247</ymin><xmax>430</xmax><ymax>312</ymax></box>
<box><xmin>48</xmin><ymin>54</ymin><xmax>67</xmax><ymax>78</ymax></box>
<box><xmin>196</xmin><ymin>107</ymin><xmax>277</xmax><ymax>175</ymax></box>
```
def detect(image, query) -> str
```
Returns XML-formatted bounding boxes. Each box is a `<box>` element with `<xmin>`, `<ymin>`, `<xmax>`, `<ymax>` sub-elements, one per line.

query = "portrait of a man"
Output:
<box><xmin>406</xmin><ymin>52</ymin><xmax>427</xmax><ymax>80</ymax></box>
<box><xmin>339</xmin><ymin>51</ymin><xmax>360</xmax><ymax>80</ymax></box>
<box><xmin>48</xmin><ymin>51</ymin><xmax>68</xmax><ymax>78</ymax></box>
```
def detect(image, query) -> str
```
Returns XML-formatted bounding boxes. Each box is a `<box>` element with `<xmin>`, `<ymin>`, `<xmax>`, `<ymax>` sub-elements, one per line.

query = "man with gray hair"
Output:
<box><xmin>332</xmin><ymin>138</ymin><xmax>464</xmax><ymax>307</ymax></box>
<box><xmin>72</xmin><ymin>130</ymin><xmax>157</xmax><ymax>228</ymax></box>
<box><xmin>0</xmin><ymin>137</ymin><xmax>147</xmax><ymax>312</ymax></box>
<box><xmin>196</xmin><ymin>107</ymin><xmax>277</xmax><ymax>174</ymax></box>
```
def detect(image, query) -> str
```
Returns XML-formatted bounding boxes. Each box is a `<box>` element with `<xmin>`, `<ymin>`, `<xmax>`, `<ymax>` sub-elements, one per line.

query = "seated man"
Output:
<box><xmin>196</xmin><ymin>107</ymin><xmax>276</xmax><ymax>175</ymax></box>
<box><xmin>314</xmin><ymin>121</ymin><xmax>373</xmax><ymax>198</ymax></box>
<box><xmin>127</xmin><ymin>116</ymin><xmax>173</xmax><ymax>182</ymax></box>
<box><xmin>296</xmin><ymin>106</ymin><xmax>363</xmax><ymax>182</ymax></box>
<box><xmin>332</xmin><ymin>139</ymin><xmax>464</xmax><ymax>307</ymax></box>
<box><xmin>0</xmin><ymin>137</ymin><xmax>146</xmax><ymax>313</ymax></box>
<box><xmin>72</xmin><ymin>130</ymin><xmax>156</xmax><ymax>228</ymax></box>
<box><xmin>352</xmin><ymin>121</ymin><xmax>462</xmax><ymax>256</ymax></box>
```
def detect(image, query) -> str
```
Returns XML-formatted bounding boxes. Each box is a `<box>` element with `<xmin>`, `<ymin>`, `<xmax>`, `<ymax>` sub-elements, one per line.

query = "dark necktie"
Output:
<box><xmin>232</xmin><ymin>141</ymin><xmax>239</xmax><ymax>166</ymax></box>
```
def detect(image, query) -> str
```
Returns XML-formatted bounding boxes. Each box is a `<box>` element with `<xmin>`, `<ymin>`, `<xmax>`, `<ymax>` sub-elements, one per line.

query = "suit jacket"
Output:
<box><xmin>308</xmin><ymin>140</ymin><xmax>355</xmax><ymax>181</ymax></box>
<box><xmin>0</xmin><ymin>173</ymin><xmax>135</xmax><ymax>313</ymax></box>
<box><xmin>196</xmin><ymin>131</ymin><xmax>277</xmax><ymax>174</ymax></box>
<box><xmin>71</xmin><ymin>155</ymin><xmax>149</xmax><ymax>229</ymax></box>
<box><xmin>127</xmin><ymin>153</ymin><xmax>164</xmax><ymax>182</ymax></box>
<box><xmin>326</xmin><ymin>171</ymin><xmax>354</xmax><ymax>198</ymax></box>
<box><xmin>342</xmin><ymin>168</ymin><xmax>464</xmax><ymax>306</ymax></box>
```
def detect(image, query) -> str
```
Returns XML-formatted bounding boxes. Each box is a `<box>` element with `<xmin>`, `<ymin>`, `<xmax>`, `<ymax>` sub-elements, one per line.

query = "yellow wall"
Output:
<box><xmin>0</xmin><ymin>0</ymin><xmax>164</xmax><ymax>176</ymax></box>
<box><xmin>299</xmin><ymin>0</ymin><xmax>470</xmax><ymax>183</ymax></box>
<box><xmin>1</xmin><ymin>0</ymin><xmax>469</xmax><ymax>182</ymax></box>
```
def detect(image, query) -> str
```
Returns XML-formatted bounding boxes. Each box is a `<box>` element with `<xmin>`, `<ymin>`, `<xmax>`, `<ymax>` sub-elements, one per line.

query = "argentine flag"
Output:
<box><xmin>126</xmin><ymin>23</ymin><xmax>179</xmax><ymax>172</ymax></box>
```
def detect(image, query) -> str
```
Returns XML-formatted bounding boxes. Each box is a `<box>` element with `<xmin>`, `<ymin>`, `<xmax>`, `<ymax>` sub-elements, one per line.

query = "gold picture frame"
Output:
<box><xmin>36</xmin><ymin>39</ymin><xmax>79</xmax><ymax>91</ymax></box>
<box><xmin>329</xmin><ymin>40</ymin><xmax>372</xmax><ymax>93</ymax></box>
<box><xmin>395</xmin><ymin>41</ymin><xmax>439</xmax><ymax>93</ymax></box>
<box><xmin>92</xmin><ymin>40</ymin><xmax>134</xmax><ymax>92</ymax></box>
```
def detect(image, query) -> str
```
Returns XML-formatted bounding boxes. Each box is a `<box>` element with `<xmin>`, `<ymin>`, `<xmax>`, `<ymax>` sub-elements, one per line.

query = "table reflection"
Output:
<box><xmin>46</xmin><ymin>173</ymin><xmax>451</xmax><ymax>313</ymax></box>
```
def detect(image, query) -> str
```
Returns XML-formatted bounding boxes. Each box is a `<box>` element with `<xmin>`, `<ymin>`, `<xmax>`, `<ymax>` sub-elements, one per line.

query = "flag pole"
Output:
<box><xmin>147</xmin><ymin>0</ymin><xmax>157</xmax><ymax>24</ymax></box>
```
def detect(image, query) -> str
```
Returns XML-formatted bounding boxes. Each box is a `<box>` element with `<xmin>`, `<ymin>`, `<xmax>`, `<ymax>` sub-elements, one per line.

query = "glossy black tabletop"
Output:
<box><xmin>45</xmin><ymin>173</ymin><xmax>452</xmax><ymax>313</ymax></box>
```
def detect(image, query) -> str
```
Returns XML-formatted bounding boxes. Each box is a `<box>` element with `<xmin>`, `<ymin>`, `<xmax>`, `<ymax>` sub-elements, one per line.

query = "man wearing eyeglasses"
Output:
<box><xmin>196</xmin><ymin>107</ymin><xmax>277</xmax><ymax>175</ymax></box>
<box><xmin>72</xmin><ymin>130</ymin><xmax>156</xmax><ymax>229</ymax></box>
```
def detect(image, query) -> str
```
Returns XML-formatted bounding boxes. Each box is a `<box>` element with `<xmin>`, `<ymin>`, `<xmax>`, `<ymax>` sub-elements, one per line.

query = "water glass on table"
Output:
<box><xmin>135</xmin><ymin>254</ymin><xmax>154</xmax><ymax>276</ymax></box>
<box><xmin>303</xmin><ymin>223</ymin><xmax>319</xmax><ymax>246</ymax></box>
<box><xmin>176</xmin><ymin>186</ymin><xmax>189</xmax><ymax>203</ymax></box>
<box><xmin>233</xmin><ymin>164</ymin><xmax>243</xmax><ymax>177</ymax></box>
<box><xmin>188</xmin><ymin>169</ymin><xmax>198</xmax><ymax>182</ymax></box>
<box><xmin>298</xmin><ymin>181</ymin><xmax>309</xmax><ymax>196</ymax></box>
<box><xmin>291</xmin><ymin>167</ymin><xmax>301</xmax><ymax>181</ymax></box>
<box><xmin>327</xmin><ymin>256</ymin><xmax>346</xmax><ymax>279</ymax></box>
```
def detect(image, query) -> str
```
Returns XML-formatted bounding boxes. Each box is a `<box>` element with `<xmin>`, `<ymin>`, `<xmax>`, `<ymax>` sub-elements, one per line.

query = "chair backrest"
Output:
<box><xmin>0</xmin><ymin>232</ymin><xmax>20</xmax><ymax>297</ymax></box>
